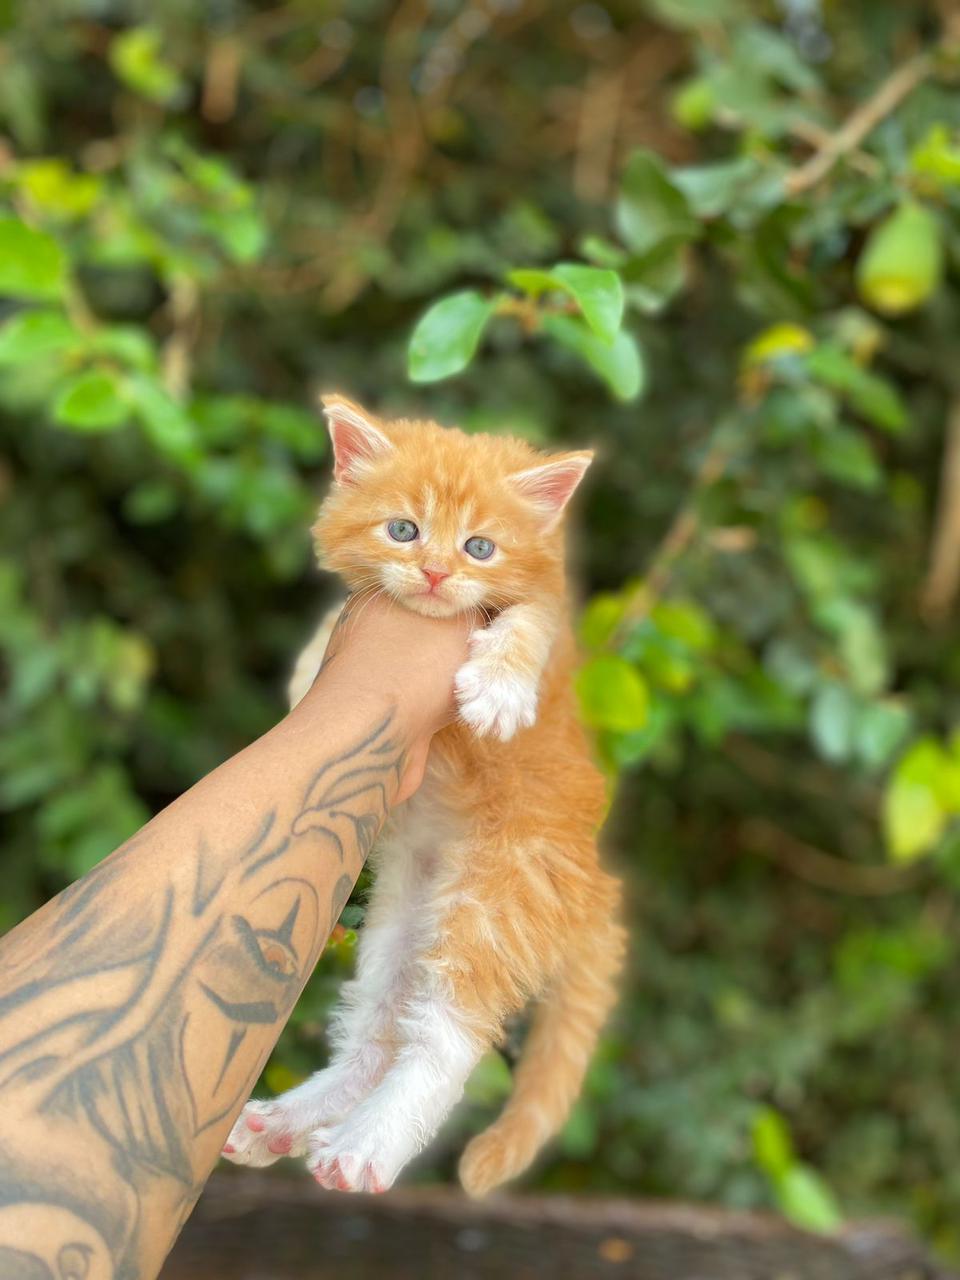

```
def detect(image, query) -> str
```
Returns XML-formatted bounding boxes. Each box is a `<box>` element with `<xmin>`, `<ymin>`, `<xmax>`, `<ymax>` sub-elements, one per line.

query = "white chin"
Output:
<box><xmin>402</xmin><ymin>594</ymin><xmax>461</xmax><ymax>618</ymax></box>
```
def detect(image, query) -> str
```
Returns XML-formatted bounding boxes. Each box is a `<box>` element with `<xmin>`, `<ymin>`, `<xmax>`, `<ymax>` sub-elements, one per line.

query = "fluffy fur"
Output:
<box><xmin>223</xmin><ymin>397</ymin><xmax>626</xmax><ymax>1197</ymax></box>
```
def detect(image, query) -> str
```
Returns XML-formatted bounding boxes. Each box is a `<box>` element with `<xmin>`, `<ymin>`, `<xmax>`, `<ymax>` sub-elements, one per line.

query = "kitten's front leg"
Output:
<box><xmin>455</xmin><ymin>602</ymin><xmax>557</xmax><ymax>741</ymax></box>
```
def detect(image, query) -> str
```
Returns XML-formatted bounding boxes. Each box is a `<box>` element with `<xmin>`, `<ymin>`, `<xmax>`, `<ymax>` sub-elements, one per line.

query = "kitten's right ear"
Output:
<box><xmin>321</xmin><ymin>395</ymin><xmax>393</xmax><ymax>484</ymax></box>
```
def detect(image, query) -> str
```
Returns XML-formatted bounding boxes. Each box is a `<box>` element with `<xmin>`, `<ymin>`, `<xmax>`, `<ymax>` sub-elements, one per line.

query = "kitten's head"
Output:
<box><xmin>312</xmin><ymin>396</ymin><xmax>592</xmax><ymax>618</ymax></box>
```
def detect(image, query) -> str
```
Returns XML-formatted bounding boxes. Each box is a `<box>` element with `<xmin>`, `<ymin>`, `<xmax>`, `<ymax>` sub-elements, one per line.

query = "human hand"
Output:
<box><xmin>298</xmin><ymin>594</ymin><xmax>478</xmax><ymax>802</ymax></box>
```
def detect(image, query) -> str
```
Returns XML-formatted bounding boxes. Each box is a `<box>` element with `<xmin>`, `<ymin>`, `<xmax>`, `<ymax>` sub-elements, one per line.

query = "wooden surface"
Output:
<box><xmin>163</xmin><ymin>1171</ymin><xmax>956</xmax><ymax>1280</ymax></box>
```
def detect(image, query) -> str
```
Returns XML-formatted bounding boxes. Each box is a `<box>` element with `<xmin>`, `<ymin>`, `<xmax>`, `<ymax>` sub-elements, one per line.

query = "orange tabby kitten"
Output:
<box><xmin>223</xmin><ymin>396</ymin><xmax>625</xmax><ymax>1197</ymax></box>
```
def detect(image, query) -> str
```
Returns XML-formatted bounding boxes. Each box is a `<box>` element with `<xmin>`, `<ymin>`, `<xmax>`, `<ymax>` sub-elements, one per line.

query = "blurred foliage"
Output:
<box><xmin>4</xmin><ymin>0</ymin><xmax>960</xmax><ymax>1258</ymax></box>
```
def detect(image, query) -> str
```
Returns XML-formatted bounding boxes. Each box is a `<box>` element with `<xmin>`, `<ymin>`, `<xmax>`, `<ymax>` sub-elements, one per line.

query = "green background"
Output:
<box><xmin>3</xmin><ymin>0</ymin><xmax>960</xmax><ymax>1257</ymax></box>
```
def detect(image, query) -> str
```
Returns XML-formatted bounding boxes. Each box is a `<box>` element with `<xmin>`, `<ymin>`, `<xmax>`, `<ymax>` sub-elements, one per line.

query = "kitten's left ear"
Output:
<box><xmin>507</xmin><ymin>450</ymin><xmax>593</xmax><ymax>531</ymax></box>
<box><xmin>321</xmin><ymin>394</ymin><xmax>394</xmax><ymax>484</ymax></box>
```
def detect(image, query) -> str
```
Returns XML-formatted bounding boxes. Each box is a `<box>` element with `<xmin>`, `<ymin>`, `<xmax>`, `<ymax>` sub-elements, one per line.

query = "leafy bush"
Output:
<box><xmin>4</xmin><ymin>0</ymin><xmax>960</xmax><ymax>1257</ymax></box>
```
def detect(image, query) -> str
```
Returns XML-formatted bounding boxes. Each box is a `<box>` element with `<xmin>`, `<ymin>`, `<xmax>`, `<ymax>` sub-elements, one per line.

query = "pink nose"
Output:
<box><xmin>422</xmin><ymin>567</ymin><xmax>450</xmax><ymax>591</ymax></box>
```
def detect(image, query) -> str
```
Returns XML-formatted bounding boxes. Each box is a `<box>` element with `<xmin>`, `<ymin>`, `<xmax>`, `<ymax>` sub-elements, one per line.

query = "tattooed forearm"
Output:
<box><xmin>0</xmin><ymin>702</ymin><xmax>405</xmax><ymax>1279</ymax></box>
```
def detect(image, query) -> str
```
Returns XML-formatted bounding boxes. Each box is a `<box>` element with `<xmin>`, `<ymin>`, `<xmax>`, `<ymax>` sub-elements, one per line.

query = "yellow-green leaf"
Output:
<box><xmin>577</xmin><ymin>655</ymin><xmax>650</xmax><ymax>732</ymax></box>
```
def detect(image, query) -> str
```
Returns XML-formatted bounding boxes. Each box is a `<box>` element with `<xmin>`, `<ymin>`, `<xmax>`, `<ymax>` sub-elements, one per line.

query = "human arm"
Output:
<box><xmin>0</xmin><ymin>598</ymin><xmax>471</xmax><ymax>1279</ymax></box>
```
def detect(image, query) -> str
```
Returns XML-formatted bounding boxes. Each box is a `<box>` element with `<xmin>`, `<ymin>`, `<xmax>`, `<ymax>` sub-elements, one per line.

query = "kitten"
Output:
<box><xmin>223</xmin><ymin>396</ymin><xmax>626</xmax><ymax>1197</ymax></box>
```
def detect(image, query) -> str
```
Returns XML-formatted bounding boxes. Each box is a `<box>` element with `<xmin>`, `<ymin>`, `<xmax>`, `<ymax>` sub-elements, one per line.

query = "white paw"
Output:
<box><xmin>455</xmin><ymin>632</ymin><xmax>538</xmax><ymax>741</ymax></box>
<box><xmin>306</xmin><ymin>1107</ymin><xmax>415</xmax><ymax>1195</ymax></box>
<box><xmin>222</xmin><ymin>1067</ymin><xmax>366</xmax><ymax>1168</ymax></box>
<box><xmin>222</xmin><ymin>1099</ymin><xmax>305</xmax><ymax>1168</ymax></box>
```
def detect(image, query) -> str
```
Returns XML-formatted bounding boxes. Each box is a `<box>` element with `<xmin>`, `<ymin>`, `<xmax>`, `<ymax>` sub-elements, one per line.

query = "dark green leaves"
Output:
<box><xmin>408</xmin><ymin>290</ymin><xmax>494</xmax><ymax>383</ymax></box>
<box><xmin>804</xmin><ymin>345</ymin><xmax>907</xmax><ymax>433</ymax></box>
<box><xmin>0</xmin><ymin>218</ymin><xmax>67</xmax><ymax>300</ymax></box>
<box><xmin>616</xmin><ymin>150</ymin><xmax>699</xmax><ymax>256</ymax></box>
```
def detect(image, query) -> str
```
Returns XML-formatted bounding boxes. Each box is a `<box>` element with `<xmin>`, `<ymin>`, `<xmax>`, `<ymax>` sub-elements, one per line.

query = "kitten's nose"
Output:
<box><xmin>422</xmin><ymin>567</ymin><xmax>450</xmax><ymax>591</ymax></box>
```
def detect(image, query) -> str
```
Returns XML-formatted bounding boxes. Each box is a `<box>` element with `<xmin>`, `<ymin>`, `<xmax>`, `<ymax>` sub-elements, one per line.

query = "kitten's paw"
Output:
<box><xmin>222</xmin><ymin>1100</ymin><xmax>307</xmax><ymax>1167</ymax></box>
<box><xmin>455</xmin><ymin>632</ymin><xmax>538</xmax><ymax>741</ymax></box>
<box><xmin>306</xmin><ymin>1123</ymin><xmax>393</xmax><ymax>1195</ymax></box>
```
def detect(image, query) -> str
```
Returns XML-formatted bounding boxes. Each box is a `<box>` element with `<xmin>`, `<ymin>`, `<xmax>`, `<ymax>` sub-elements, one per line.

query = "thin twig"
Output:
<box><xmin>920</xmin><ymin>393</ymin><xmax>960</xmax><ymax>622</ymax></box>
<box><xmin>741</xmin><ymin>817</ymin><xmax>924</xmax><ymax>897</ymax></box>
<box><xmin>161</xmin><ymin>274</ymin><xmax>200</xmax><ymax>400</ymax></box>
<box><xmin>610</xmin><ymin>436</ymin><xmax>729</xmax><ymax>644</ymax></box>
<box><xmin>785</xmin><ymin>49</ymin><xmax>934</xmax><ymax>195</ymax></box>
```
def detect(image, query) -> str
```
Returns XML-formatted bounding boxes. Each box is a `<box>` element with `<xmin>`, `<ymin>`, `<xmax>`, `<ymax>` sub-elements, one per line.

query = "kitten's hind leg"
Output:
<box><xmin>306</xmin><ymin>986</ymin><xmax>484</xmax><ymax>1193</ymax></box>
<box><xmin>223</xmin><ymin>906</ymin><xmax>412</xmax><ymax>1167</ymax></box>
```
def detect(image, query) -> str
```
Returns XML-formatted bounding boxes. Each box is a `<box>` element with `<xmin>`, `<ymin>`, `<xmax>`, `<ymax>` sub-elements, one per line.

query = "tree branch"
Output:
<box><xmin>920</xmin><ymin>393</ymin><xmax>960</xmax><ymax>622</ymax></box>
<box><xmin>785</xmin><ymin>50</ymin><xmax>934</xmax><ymax>196</ymax></box>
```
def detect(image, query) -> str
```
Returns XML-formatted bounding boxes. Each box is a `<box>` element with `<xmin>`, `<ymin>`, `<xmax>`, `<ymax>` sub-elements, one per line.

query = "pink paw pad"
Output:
<box><xmin>267</xmin><ymin>1133</ymin><xmax>292</xmax><ymax>1155</ymax></box>
<box><xmin>222</xmin><ymin>1143</ymin><xmax>236</xmax><ymax>1155</ymax></box>
<box><xmin>245</xmin><ymin>1114</ymin><xmax>266</xmax><ymax>1133</ymax></box>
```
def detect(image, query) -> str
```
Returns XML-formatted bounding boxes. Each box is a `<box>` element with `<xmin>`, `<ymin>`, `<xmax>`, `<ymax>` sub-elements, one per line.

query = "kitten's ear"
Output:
<box><xmin>321</xmin><ymin>395</ymin><xmax>394</xmax><ymax>484</ymax></box>
<box><xmin>507</xmin><ymin>451</ymin><xmax>593</xmax><ymax>530</ymax></box>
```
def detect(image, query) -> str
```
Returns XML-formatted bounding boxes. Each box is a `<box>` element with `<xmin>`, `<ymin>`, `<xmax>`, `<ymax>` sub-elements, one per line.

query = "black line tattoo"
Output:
<box><xmin>0</xmin><ymin>708</ymin><xmax>404</xmax><ymax>1278</ymax></box>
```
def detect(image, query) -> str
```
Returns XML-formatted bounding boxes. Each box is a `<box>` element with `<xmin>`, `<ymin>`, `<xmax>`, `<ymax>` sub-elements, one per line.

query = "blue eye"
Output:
<box><xmin>465</xmin><ymin>536</ymin><xmax>495</xmax><ymax>560</ymax></box>
<box><xmin>387</xmin><ymin>519</ymin><xmax>419</xmax><ymax>542</ymax></box>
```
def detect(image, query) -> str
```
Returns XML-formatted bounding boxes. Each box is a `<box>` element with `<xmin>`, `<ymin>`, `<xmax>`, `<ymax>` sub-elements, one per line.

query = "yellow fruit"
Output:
<box><xmin>856</xmin><ymin>202</ymin><xmax>943</xmax><ymax>316</ymax></box>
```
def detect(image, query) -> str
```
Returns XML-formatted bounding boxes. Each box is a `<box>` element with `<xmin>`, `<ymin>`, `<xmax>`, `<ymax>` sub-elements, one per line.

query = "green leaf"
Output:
<box><xmin>854</xmin><ymin>700</ymin><xmax>911</xmax><ymax>771</ymax></box>
<box><xmin>408</xmin><ymin>291</ymin><xmax>494</xmax><ymax>383</ymax></box>
<box><xmin>774</xmin><ymin>1164</ymin><xmax>842</xmax><ymax>1234</ymax></box>
<box><xmin>910</xmin><ymin>123</ymin><xmax>960</xmax><ymax>187</ymax></box>
<box><xmin>671</xmin><ymin>157</ymin><xmax>760</xmax><ymax>218</ymax></box>
<box><xmin>53</xmin><ymin>370</ymin><xmax>128</xmax><ymax>431</ymax></box>
<box><xmin>506</xmin><ymin>268</ymin><xmax>562</xmax><ymax>298</ymax></box>
<box><xmin>615</xmin><ymin>149</ymin><xmax>698</xmax><ymax>256</ymax></box>
<box><xmin>210</xmin><ymin>207</ymin><xmax>267</xmax><ymax>264</ymax></box>
<box><xmin>752</xmin><ymin>1107</ymin><xmax>794</xmax><ymax>1179</ymax></box>
<box><xmin>883</xmin><ymin>739</ymin><xmax>960</xmax><ymax>862</ymax></box>
<box><xmin>18</xmin><ymin>158</ymin><xmax>102</xmax><ymax>219</ymax></box>
<box><xmin>809</xmin><ymin>682</ymin><xmax>855</xmax><ymax>763</ymax></box>
<box><xmin>652</xmin><ymin>600</ymin><xmax>716</xmax><ymax>651</ymax></box>
<box><xmin>543</xmin><ymin>314</ymin><xmax>645</xmax><ymax>401</ymax></box>
<box><xmin>552</xmin><ymin>263</ymin><xmax>624</xmax><ymax>343</ymax></box>
<box><xmin>804</xmin><ymin>345</ymin><xmax>907</xmax><ymax>433</ymax></box>
<box><xmin>812</xmin><ymin>425</ymin><xmax>882</xmax><ymax>491</ymax></box>
<box><xmin>0</xmin><ymin>217</ymin><xmax>66</xmax><ymax>300</ymax></box>
<box><xmin>622</xmin><ymin>242</ymin><xmax>688</xmax><ymax>315</ymax></box>
<box><xmin>110</xmin><ymin>26</ymin><xmax>185</xmax><ymax>105</ymax></box>
<box><xmin>647</xmin><ymin>0</ymin><xmax>746</xmax><ymax>29</ymax></box>
<box><xmin>576</xmin><ymin>655</ymin><xmax>650</xmax><ymax>732</ymax></box>
<box><xmin>0</xmin><ymin>309</ymin><xmax>78</xmax><ymax>365</ymax></box>
<box><xmin>127</xmin><ymin>374</ymin><xmax>198</xmax><ymax>457</ymax></box>
<box><xmin>815</xmin><ymin>599</ymin><xmax>888</xmax><ymax>697</ymax></box>
<box><xmin>506</xmin><ymin>264</ymin><xmax>624</xmax><ymax>342</ymax></box>
<box><xmin>670</xmin><ymin>75</ymin><xmax>716</xmax><ymax>131</ymax></box>
<box><xmin>579</xmin><ymin>593</ymin><xmax>626</xmax><ymax>649</ymax></box>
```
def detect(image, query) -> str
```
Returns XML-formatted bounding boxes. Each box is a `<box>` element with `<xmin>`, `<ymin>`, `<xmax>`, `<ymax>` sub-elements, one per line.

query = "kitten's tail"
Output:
<box><xmin>458</xmin><ymin>878</ymin><xmax>626</xmax><ymax>1198</ymax></box>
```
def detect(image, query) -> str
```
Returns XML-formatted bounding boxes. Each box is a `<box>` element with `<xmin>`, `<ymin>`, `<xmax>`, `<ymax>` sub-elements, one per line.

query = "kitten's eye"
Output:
<box><xmin>387</xmin><ymin>519</ymin><xmax>419</xmax><ymax>542</ymax></box>
<box><xmin>464</xmin><ymin>536</ymin><xmax>495</xmax><ymax>561</ymax></box>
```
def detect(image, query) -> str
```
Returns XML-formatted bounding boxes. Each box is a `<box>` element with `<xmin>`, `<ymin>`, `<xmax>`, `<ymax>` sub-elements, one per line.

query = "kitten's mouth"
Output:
<box><xmin>403</xmin><ymin>590</ymin><xmax>459</xmax><ymax>619</ymax></box>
